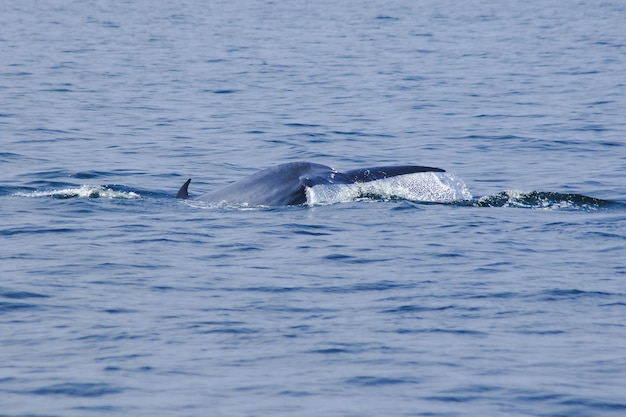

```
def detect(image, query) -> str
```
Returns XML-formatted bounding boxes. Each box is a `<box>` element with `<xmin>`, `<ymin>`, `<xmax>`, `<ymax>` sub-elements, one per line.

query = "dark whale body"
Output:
<box><xmin>176</xmin><ymin>162</ymin><xmax>445</xmax><ymax>207</ymax></box>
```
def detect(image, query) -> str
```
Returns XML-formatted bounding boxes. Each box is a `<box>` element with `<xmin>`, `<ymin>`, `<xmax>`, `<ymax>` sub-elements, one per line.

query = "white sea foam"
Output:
<box><xmin>183</xmin><ymin>199</ymin><xmax>266</xmax><ymax>210</ymax></box>
<box><xmin>15</xmin><ymin>185</ymin><xmax>140</xmax><ymax>199</ymax></box>
<box><xmin>305</xmin><ymin>172</ymin><xmax>472</xmax><ymax>206</ymax></box>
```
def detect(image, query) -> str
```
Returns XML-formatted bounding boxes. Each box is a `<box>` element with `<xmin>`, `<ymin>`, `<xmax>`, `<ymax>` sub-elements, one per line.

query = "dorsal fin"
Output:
<box><xmin>176</xmin><ymin>178</ymin><xmax>191</xmax><ymax>199</ymax></box>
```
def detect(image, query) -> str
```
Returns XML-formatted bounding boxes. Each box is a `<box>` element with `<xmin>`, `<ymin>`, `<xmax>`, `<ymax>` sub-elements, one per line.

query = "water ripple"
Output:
<box><xmin>30</xmin><ymin>382</ymin><xmax>125</xmax><ymax>397</ymax></box>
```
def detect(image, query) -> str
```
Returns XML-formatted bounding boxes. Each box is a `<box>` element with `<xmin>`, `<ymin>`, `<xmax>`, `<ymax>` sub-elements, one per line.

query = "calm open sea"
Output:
<box><xmin>1</xmin><ymin>1</ymin><xmax>626</xmax><ymax>416</ymax></box>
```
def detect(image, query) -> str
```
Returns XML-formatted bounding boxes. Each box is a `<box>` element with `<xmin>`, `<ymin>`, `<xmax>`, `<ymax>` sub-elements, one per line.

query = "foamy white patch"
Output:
<box><xmin>306</xmin><ymin>172</ymin><xmax>472</xmax><ymax>205</ymax></box>
<box><xmin>183</xmin><ymin>199</ymin><xmax>268</xmax><ymax>210</ymax></box>
<box><xmin>15</xmin><ymin>185</ymin><xmax>140</xmax><ymax>199</ymax></box>
<box><xmin>477</xmin><ymin>190</ymin><xmax>588</xmax><ymax>210</ymax></box>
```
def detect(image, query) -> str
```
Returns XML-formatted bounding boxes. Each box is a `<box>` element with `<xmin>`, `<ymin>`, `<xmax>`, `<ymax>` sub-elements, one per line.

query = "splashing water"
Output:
<box><xmin>306</xmin><ymin>172</ymin><xmax>472</xmax><ymax>205</ymax></box>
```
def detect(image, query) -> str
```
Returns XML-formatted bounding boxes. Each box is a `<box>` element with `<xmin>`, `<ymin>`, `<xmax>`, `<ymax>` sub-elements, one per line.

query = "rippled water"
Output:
<box><xmin>2</xmin><ymin>1</ymin><xmax>626</xmax><ymax>416</ymax></box>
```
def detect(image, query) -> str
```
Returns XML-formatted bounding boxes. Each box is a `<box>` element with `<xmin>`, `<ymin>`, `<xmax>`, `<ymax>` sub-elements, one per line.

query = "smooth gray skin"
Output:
<box><xmin>176</xmin><ymin>161</ymin><xmax>445</xmax><ymax>206</ymax></box>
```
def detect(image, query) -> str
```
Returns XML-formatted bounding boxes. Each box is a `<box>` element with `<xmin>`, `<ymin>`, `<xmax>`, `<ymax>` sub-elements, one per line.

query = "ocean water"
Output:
<box><xmin>1</xmin><ymin>1</ymin><xmax>626</xmax><ymax>416</ymax></box>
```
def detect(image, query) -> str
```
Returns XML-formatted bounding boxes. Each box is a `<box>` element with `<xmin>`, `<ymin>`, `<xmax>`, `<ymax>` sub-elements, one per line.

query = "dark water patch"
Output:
<box><xmin>0</xmin><ymin>301</ymin><xmax>40</xmax><ymax>313</ymax></box>
<box><xmin>299</xmin><ymin>133</ymin><xmax>331</xmax><ymax>142</ymax></box>
<box><xmin>284</xmin><ymin>123</ymin><xmax>322</xmax><ymax>128</ymax></box>
<box><xmin>311</xmin><ymin>348</ymin><xmax>351</xmax><ymax>354</ymax></box>
<box><xmin>1</xmin><ymin>185</ymin><xmax>40</xmax><ymax>197</ymax></box>
<box><xmin>73</xmin><ymin>405</ymin><xmax>123</xmax><ymax>413</ymax></box>
<box><xmin>102</xmin><ymin>308</ymin><xmax>137</xmax><ymax>314</ymax></box>
<box><xmin>236</xmin><ymin>286</ymin><xmax>305</xmax><ymax>294</ymax></box>
<box><xmin>329</xmin><ymin>130</ymin><xmax>395</xmax><ymax>138</ymax></box>
<box><xmin>384</xmin><ymin>304</ymin><xmax>455</xmax><ymax>314</ymax></box>
<box><xmin>1</xmin><ymin>70</ymin><xmax>33</xmax><ymax>77</ymax></box>
<box><xmin>0</xmin><ymin>289</ymin><xmax>49</xmax><ymax>300</ymax></box>
<box><xmin>76</xmin><ymin>332</ymin><xmax>144</xmax><ymax>342</ymax></box>
<box><xmin>31</xmin><ymin>382</ymin><xmax>124</xmax><ymax>397</ymax></box>
<box><xmin>185</xmin><ymin>321</ymin><xmax>247</xmax><ymax>329</ymax></box>
<box><xmin>512</xmin><ymin>390</ymin><xmax>626</xmax><ymax>416</ymax></box>
<box><xmin>277</xmin><ymin>389</ymin><xmax>314</xmax><ymax>397</ymax></box>
<box><xmin>584</xmin><ymin>231</ymin><xmax>626</xmax><ymax>240</ymax></box>
<box><xmin>127</xmin><ymin>237</ymin><xmax>183</xmax><ymax>245</ymax></box>
<box><xmin>0</xmin><ymin>152</ymin><xmax>22</xmax><ymax>161</ymax></box>
<box><xmin>435</xmin><ymin>252</ymin><xmax>463</xmax><ymax>258</ymax></box>
<box><xmin>286</xmin><ymin>223</ymin><xmax>334</xmax><ymax>236</ymax></box>
<box><xmin>262</xmin><ymin>138</ymin><xmax>294</xmax><ymax>146</ymax></box>
<box><xmin>210</xmin><ymin>89</ymin><xmax>239</xmax><ymax>94</ymax></box>
<box><xmin>200</xmin><ymin>327</ymin><xmax>260</xmax><ymax>335</ymax></box>
<box><xmin>598</xmin><ymin>140</ymin><xmax>624</xmax><ymax>148</ymax></box>
<box><xmin>537</xmin><ymin>289</ymin><xmax>615</xmax><ymax>301</ymax></box>
<box><xmin>2</xmin><ymin>226</ymin><xmax>78</xmax><ymax>236</ymax></box>
<box><xmin>375</xmin><ymin>15</ymin><xmax>399</xmax><ymax>21</ymax></box>
<box><xmin>389</xmin><ymin>201</ymin><xmax>426</xmax><ymax>211</ymax></box>
<box><xmin>425</xmin><ymin>395</ymin><xmax>477</xmax><ymax>403</ymax></box>
<box><xmin>97</xmin><ymin>354</ymin><xmax>150</xmax><ymax>365</ymax></box>
<box><xmin>601</xmin><ymin>302</ymin><xmax>626</xmax><ymax>307</ymax></box>
<box><xmin>21</xmin><ymin>128</ymin><xmax>74</xmax><ymax>138</ymax></box>
<box><xmin>262</xmin><ymin>304</ymin><xmax>337</xmax><ymax>315</ymax></box>
<box><xmin>461</xmin><ymin>292</ymin><xmax>519</xmax><ymax>300</ymax></box>
<box><xmin>460</xmin><ymin>134</ymin><xmax>527</xmax><ymax>141</ymax></box>
<box><xmin>318</xmin><ymin>282</ymin><xmax>406</xmax><ymax>294</ymax></box>
<box><xmin>586</xmin><ymin>100</ymin><xmax>614</xmax><ymax>106</ymax></box>
<box><xmin>308</xmin><ymin>342</ymin><xmax>369</xmax><ymax>355</ymax></box>
<box><xmin>322</xmin><ymin>253</ymin><xmax>387</xmax><ymax>265</ymax></box>
<box><xmin>346</xmin><ymin>376</ymin><xmax>417</xmax><ymax>387</ymax></box>
<box><xmin>577</xmin><ymin>124</ymin><xmax>611</xmax><ymax>132</ymax></box>
<box><xmin>348</xmin><ymin>281</ymin><xmax>407</xmax><ymax>292</ymax></box>
<box><xmin>395</xmin><ymin>328</ymin><xmax>486</xmax><ymax>336</ymax></box>
<box><xmin>557</xmin><ymin>397</ymin><xmax>626</xmax><ymax>410</ymax></box>
<box><xmin>71</xmin><ymin>170</ymin><xmax>111</xmax><ymax>179</ymax></box>
<box><xmin>215</xmin><ymin>243</ymin><xmax>262</xmax><ymax>252</ymax></box>
<box><xmin>522</xmin><ymin>329</ymin><xmax>565</xmax><ymax>335</ymax></box>
<box><xmin>514</xmin><ymin>391</ymin><xmax>566</xmax><ymax>402</ymax></box>
<box><xmin>474</xmin><ymin>191</ymin><xmax>622</xmax><ymax>211</ymax></box>
<box><xmin>323</xmin><ymin>253</ymin><xmax>355</xmax><ymax>261</ymax></box>
<box><xmin>151</xmin><ymin>285</ymin><xmax>176</xmax><ymax>292</ymax></box>
<box><xmin>40</xmin><ymin>87</ymin><xmax>73</xmax><ymax>93</ymax></box>
<box><xmin>446</xmin><ymin>384</ymin><xmax>501</xmax><ymax>394</ymax></box>
<box><xmin>22</xmin><ymin>168</ymin><xmax>74</xmax><ymax>180</ymax></box>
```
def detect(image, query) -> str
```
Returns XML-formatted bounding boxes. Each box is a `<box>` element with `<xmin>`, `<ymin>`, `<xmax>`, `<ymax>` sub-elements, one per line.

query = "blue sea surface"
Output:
<box><xmin>1</xmin><ymin>1</ymin><xmax>626</xmax><ymax>416</ymax></box>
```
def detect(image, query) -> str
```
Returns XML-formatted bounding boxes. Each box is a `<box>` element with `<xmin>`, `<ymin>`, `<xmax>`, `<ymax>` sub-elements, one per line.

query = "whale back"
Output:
<box><xmin>177</xmin><ymin>162</ymin><xmax>449</xmax><ymax>206</ymax></box>
<box><xmin>193</xmin><ymin>162</ymin><xmax>333</xmax><ymax>206</ymax></box>
<box><xmin>300</xmin><ymin>165</ymin><xmax>445</xmax><ymax>187</ymax></box>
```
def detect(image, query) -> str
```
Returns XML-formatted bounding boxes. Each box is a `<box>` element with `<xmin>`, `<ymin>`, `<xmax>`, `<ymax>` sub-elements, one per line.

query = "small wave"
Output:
<box><xmin>0</xmin><ymin>301</ymin><xmax>41</xmax><ymax>313</ymax></box>
<box><xmin>306</xmin><ymin>172</ymin><xmax>472</xmax><ymax>205</ymax></box>
<box><xmin>14</xmin><ymin>185</ymin><xmax>140</xmax><ymax>199</ymax></box>
<box><xmin>30</xmin><ymin>382</ymin><xmax>124</xmax><ymax>397</ymax></box>
<box><xmin>474</xmin><ymin>190</ymin><xmax>619</xmax><ymax>211</ymax></box>
<box><xmin>346</xmin><ymin>376</ymin><xmax>417</xmax><ymax>387</ymax></box>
